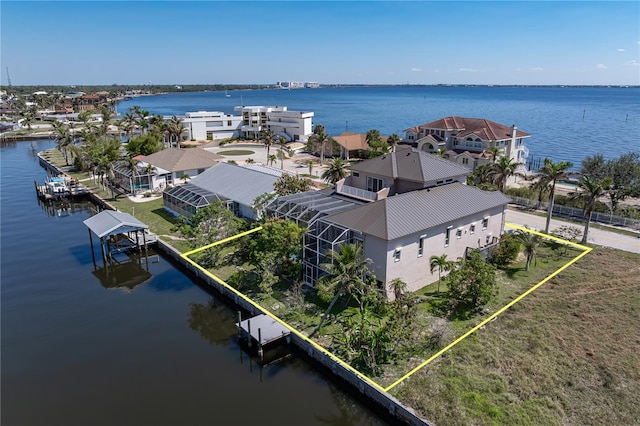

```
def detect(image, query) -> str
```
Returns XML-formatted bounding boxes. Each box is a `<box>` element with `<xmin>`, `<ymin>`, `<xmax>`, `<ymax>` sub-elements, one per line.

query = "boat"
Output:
<box><xmin>225</xmin><ymin>90</ymin><xmax>231</xmax><ymax>98</ymax></box>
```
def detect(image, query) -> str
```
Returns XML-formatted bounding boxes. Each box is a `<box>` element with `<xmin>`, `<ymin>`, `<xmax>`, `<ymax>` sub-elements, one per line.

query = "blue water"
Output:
<box><xmin>118</xmin><ymin>86</ymin><xmax>640</xmax><ymax>168</ymax></box>
<box><xmin>0</xmin><ymin>139</ymin><xmax>390</xmax><ymax>425</ymax></box>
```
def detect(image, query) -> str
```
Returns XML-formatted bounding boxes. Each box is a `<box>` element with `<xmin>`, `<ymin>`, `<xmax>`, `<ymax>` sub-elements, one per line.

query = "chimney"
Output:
<box><xmin>511</xmin><ymin>124</ymin><xmax>517</xmax><ymax>138</ymax></box>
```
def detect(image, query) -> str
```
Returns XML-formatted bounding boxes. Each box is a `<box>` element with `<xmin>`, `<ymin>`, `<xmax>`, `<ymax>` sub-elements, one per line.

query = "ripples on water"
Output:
<box><xmin>1</xmin><ymin>140</ymin><xmax>390</xmax><ymax>425</ymax></box>
<box><xmin>118</xmin><ymin>86</ymin><xmax>640</xmax><ymax>168</ymax></box>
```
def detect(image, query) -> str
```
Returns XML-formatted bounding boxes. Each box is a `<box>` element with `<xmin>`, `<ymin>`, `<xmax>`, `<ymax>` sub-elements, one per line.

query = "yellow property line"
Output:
<box><xmin>383</xmin><ymin>222</ymin><xmax>591</xmax><ymax>391</ymax></box>
<box><xmin>181</xmin><ymin>222</ymin><xmax>591</xmax><ymax>395</ymax></box>
<box><xmin>181</xmin><ymin>226</ymin><xmax>388</xmax><ymax>394</ymax></box>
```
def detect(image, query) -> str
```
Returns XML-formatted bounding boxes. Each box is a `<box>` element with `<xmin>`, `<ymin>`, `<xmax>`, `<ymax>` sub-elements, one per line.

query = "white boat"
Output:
<box><xmin>225</xmin><ymin>90</ymin><xmax>230</xmax><ymax>98</ymax></box>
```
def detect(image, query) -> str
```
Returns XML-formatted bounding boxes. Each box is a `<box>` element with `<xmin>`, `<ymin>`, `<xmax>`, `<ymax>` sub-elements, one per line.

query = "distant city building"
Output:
<box><xmin>276</xmin><ymin>81</ymin><xmax>320</xmax><ymax>89</ymax></box>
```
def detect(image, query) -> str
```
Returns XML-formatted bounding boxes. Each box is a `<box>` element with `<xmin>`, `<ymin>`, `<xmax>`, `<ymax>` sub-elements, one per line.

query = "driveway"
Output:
<box><xmin>505</xmin><ymin>208</ymin><xmax>640</xmax><ymax>253</ymax></box>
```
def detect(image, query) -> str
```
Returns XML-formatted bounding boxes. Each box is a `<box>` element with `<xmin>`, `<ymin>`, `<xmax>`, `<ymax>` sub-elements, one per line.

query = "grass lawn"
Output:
<box><xmin>392</xmin><ymin>247</ymin><xmax>640</xmax><ymax>426</ymax></box>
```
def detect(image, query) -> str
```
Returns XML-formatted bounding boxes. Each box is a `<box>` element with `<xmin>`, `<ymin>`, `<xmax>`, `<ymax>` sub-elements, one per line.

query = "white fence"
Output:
<box><xmin>508</xmin><ymin>196</ymin><xmax>640</xmax><ymax>231</ymax></box>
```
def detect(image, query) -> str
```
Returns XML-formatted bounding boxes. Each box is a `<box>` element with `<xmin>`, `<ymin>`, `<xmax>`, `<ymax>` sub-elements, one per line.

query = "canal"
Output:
<box><xmin>0</xmin><ymin>139</ymin><xmax>392</xmax><ymax>425</ymax></box>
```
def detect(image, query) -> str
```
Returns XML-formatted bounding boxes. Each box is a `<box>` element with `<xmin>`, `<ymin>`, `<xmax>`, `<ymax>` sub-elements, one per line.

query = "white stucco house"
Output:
<box><xmin>183</xmin><ymin>111</ymin><xmax>243</xmax><ymax>141</ymax></box>
<box><xmin>234</xmin><ymin>105</ymin><xmax>314</xmax><ymax>142</ymax></box>
<box><xmin>267</xmin><ymin>146</ymin><xmax>510</xmax><ymax>300</ymax></box>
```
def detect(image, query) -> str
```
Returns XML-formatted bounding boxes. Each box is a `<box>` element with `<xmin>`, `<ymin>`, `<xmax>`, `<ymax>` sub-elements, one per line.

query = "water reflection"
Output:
<box><xmin>37</xmin><ymin>198</ymin><xmax>96</xmax><ymax>218</ymax></box>
<box><xmin>91</xmin><ymin>250</ymin><xmax>155</xmax><ymax>291</ymax></box>
<box><xmin>188</xmin><ymin>300</ymin><xmax>237</xmax><ymax>346</ymax></box>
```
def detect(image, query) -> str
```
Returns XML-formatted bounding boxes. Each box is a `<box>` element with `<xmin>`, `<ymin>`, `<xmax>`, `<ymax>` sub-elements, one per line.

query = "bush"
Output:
<box><xmin>489</xmin><ymin>233</ymin><xmax>520</xmax><ymax>267</ymax></box>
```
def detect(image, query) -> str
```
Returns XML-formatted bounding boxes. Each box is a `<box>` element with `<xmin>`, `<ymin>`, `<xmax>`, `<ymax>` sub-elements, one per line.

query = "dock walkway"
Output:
<box><xmin>237</xmin><ymin>314</ymin><xmax>290</xmax><ymax>360</ymax></box>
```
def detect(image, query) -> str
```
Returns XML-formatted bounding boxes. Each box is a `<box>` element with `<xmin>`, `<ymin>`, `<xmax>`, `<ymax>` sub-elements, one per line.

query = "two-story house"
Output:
<box><xmin>267</xmin><ymin>146</ymin><xmax>510</xmax><ymax>300</ymax></box>
<box><xmin>404</xmin><ymin>116</ymin><xmax>530</xmax><ymax>170</ymax></box>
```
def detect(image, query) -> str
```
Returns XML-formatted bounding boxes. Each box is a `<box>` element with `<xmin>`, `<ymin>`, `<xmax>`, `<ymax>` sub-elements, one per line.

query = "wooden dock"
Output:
<box><xmin>237</xmin><ymin>313</ymin><xmax>291</xmax><ymax>361</ymax></box>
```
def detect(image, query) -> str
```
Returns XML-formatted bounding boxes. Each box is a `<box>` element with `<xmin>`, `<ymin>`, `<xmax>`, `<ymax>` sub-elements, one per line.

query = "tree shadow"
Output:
<box><xmin>501</xmin><ymin>265</ymin><xmax>525</xmax><ymax>278</ymax></box>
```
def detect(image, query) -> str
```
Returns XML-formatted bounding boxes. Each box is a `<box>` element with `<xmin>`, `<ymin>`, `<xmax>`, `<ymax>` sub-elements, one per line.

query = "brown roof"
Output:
<box><xmin>141</xmin><ymin>148</ymin><xmax>223</xmax><ymax>172</ymax></box>
<box><xmin>333</xmin><ymin>133</ymin><xmax>369</xmax><ymax>151</ymax></box>
<box><xmin>411</xmin><ymin>116</ymin><xmax>530</xmax><ymax>140</ymax></box>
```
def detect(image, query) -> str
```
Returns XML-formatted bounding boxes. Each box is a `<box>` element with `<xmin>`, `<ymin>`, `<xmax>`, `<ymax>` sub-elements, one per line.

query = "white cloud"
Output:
<box><xmin>410</xmin><ymin>68</ymin><xmax>422</xmax><ymax>72</ymax></box>
<box><xmin>459</xmin><ymin>68</ymin><xmax>478</xmax><ymax>72</ymax></box>
<box><xmin>625</xmin><ymin>60</ymin><xmax>639</xmax><ymax>66</ymax></box>
<box><xmin>432</xmin><ymin>69</ymin><xmax>439</xmax><ymax>73</ymax></box>
<box><xmin>618</xmin><ymin>48</ymin><xmax>625</xmax><ymax>52</ymax></box>
<box><xmin>596</xmin><ymin>63</ymin><xmax>608</xmax><ymax>69</ymax></box>
<box><xmin>530</xmin><ymin>67</ymin><xmax>544</xmax><ymax>72</ymax></box>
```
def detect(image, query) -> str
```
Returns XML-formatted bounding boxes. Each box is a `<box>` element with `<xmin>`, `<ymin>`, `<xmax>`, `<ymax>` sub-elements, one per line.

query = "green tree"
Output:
<box><xmin>273</xmin><ymin>174</ymin><xmax>312</xmax><ymax>196</ymax></box>
<box><xmin>429</xmin><ymin>254</ymin><xmax>453</xmax><ymax>294</ymax></box>
<box><xmin>446</xmin><ymin>250</ymin><xmax>497</xmax><ymax>313</ymax></box>
<box><xmin>261</xmin><ymin>128</ymin><xmax>275</xmax><ymax>162</ymax></box>
<box><xmin>513</xmin><ymin>229</ymin><xmax>542</xmax><ymax>271</ymax></box>
<box><xmin>487</xmin><ymin>156</ymin><xmax>522</xmax><ymax>191</ymax></box>
<box><xmin>486</xmin><ymin>146</ymin><xmax>503</xmax><ymax>164</ymax></box>
<box><xmin>268</xmin><ymin>154</ymin><xmax>277</xmax><ymax>166</ymax></box>
<box><xmin>126</xmin><ymin>133</ymin><xmax>163</xmax><ymax>157</ymax></box>
<box><xmin>537</xmin><ymin>158</ymin><xmax>574</xmax><ymax>233</ymax></box>
<box><xmin>568</xmin><ymin>175</ymin><xmax>612</xmax><ymax>244</ymax></box>
<box><xmin>321</xmin><ymin>157</ymin><xmax>349</xmax><ymax>184</ymax></box>
<box><xmin>605</xmin><ymin>152</ymin><xmax>640</xmax><ymax>212</ymax></box>
<box><xmin>307</xmin><ymin>124</ymin><xmax>333</xmax><ymax>165</ymax></box>
<box><xmin>489</xmin><ymin>232</ymin><xmax>520</xmax><ymax>267</ymax></box>
<box><xmin>175</xmin><ymin>201</ymin><xmax>241</xmax><ymax>267</ymax></box>
<box><xmin>386</xmin><ymin>133</ymin><xmax>401</xmax><ymax>153</ymax></box>
<box><xmin>312</xmin><ymin>244</ymin><xmax>373</xmax><ymax>337</ymax></box>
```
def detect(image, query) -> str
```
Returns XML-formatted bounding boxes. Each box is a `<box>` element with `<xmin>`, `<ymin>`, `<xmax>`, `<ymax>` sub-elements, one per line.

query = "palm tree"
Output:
<box><xmin>486</xmin><ymin>146</ymin><xmax>503</xmax><ymax>164</ymax></box>
<box><xmin>308</xmin><ymin>124</ymin><xmax>332</xmax><ymax>165</ymax></box>
<box><xmin>537</xmin><ymin>158</ymin><xmax>574</xmax><ymax>233</ymax></box>
<box><xmin>429</xmin><ymin>254</ymin><xmax>452</xmax><ymax>294</ymax></box>
<box><xmin>386</xmin><ymin>133</ymin><xmax>401</xmax><ymax>152</ymax></box>
<box><xmin>321</xmin><ymin>158</ymin><xmax>349</xmax><ymax>185</ymax></box>
<box><xmin>52</xmin><ymin>119</ymin><xmax>72</xmax><ymax>165</ymax></box>
<box><xmin>307</xmin><ymin>159</ymin><xmax>315</xmax><ymax>176</ymax></box>
<box><xmin>568</xmin><ymin>175</ymin><xmax>612</xmax><ymax>244</ymax></box>
<box><xmin>124</xmin><ymin>157</ymin><xmax>140</xmax><ymax>194</ymax></box>
<box><xmin>260</xmin><ymin>128</ymin><xmax>275</xmax><ymax>161</ymax></box>
<box><xmin>168</xmin><ymin>116</ymin><xmax>185</xmax><ymax>148</ymax></box>
<box><xmin>268</xmin><ymin>154</ymin><xmax>277</xmax><ymax>167</ymax></box>
<box><xmin>389</xmin><ymin>278</ymin><xmax>407</xmax><ymax>301</ymax></box>
<box><xmin>513</xmin><ymin>229</ymin><xmax>541</xmax><ymax>271</ymax></box>
<box><xmin>311</xmin><ymin>243</ymin><xmax>372</xmax><ymax>337</ymax></box>
<box><xmin>487</xmin><ymin>156</ymin><xmax>522</xmax><ymax>191</ymax></box>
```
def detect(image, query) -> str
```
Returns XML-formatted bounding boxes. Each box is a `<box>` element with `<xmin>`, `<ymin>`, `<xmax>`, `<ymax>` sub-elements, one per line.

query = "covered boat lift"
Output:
<box><xmin>83</xmin><ymin>210</ymin><xmax>156</xmax><ymax>265</ymax></box>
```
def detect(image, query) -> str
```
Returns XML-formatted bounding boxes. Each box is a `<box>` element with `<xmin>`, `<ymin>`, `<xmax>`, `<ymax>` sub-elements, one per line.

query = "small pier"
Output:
<box><xmin>34</xmin><ymin>177</ymin><xmax>90</xmax><ymax>201</ymax></box>
<box><xmin>236</xmin><ymin>313</ymin><xmax>291</xmax><ymax>362</ymax></box>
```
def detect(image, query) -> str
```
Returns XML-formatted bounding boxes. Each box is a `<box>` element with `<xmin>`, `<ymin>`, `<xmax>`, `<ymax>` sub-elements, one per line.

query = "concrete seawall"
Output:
<box><xmin>156</xmin><ymin>238</ymin><xmax>431</xmax><ymax>426</ymax></box>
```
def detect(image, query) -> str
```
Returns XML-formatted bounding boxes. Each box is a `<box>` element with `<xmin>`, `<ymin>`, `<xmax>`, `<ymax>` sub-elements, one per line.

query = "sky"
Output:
<box><xmin>1</xmin><ymin>1</ymin><xmax>639</xmax><ymax>86</ymax></box>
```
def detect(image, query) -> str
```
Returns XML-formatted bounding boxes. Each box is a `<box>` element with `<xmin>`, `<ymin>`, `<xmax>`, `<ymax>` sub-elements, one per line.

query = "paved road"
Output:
<box><xmin>505</xmin><ymin>209</ymin><xmax>640</xmax><ymax>254</ymax></box>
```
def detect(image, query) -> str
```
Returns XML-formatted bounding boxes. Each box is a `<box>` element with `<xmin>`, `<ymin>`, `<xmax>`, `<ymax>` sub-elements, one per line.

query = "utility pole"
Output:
<box><xmin>6</xmin><ymin>66</ymin><xmax>12</xmax><ymax>88</ymax></box>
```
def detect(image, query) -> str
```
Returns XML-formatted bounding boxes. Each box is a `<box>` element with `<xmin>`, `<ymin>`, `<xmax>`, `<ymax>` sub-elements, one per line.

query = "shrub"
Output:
<box><xmin>489</xmin><ymin>233</ymin><xmax>520</xmax><ymax>267</ymax></box>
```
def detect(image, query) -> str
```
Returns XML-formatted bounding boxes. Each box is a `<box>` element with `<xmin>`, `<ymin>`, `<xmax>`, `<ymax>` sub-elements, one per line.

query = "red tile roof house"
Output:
<box><xmin>403</xmin><ymin>116</ymin><xmax>531</xmax><ymax>171</ymax></box>
<box><xmin>267</xmin><ymin>146</ymin><xmax>510</xmax><ymax>300</ymax></box>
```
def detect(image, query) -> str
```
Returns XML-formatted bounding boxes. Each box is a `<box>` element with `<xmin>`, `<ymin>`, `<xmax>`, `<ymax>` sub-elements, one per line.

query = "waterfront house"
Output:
<box><xmin>183</xmin><ymin>111</ymin><xmax>243</xmax><ymax>141</ymax></box>
<box><xmin>112</xmin><ymin>148</ymin><xmax>223</xmax><ymax>193</ymax></box>
<box><xmin>163</xmin><ymin>162</ymin><xmax>289</xmax><ymax>220</ymax></box>
<box><xmin>184</xmin><ymin>106</ymin><xmax>315</xmax><ymax>143</ymax></box>
<box><xmin>332</xmin><ymin>132</ymin><xmax>370</xmax><ymax>160</ymax></box>
<box><xmin>403</xmin><ymin>116</ymin><xmax>530</xmax><ymax>166</ymax></box>
<box><xmin>267</xmin><ymin>146</ymin><xmax>510</xmax><ymax>300</ymax></box>
<box><xmin>234</xmin><ymin>106</ymin><xmax>314</xmax><ymax>142</ymax></box>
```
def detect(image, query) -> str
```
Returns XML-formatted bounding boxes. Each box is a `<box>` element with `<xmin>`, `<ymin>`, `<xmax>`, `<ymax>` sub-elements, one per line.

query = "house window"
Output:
<box><xmin>482</xmin><ymin>217</ymin><xmax>489</xmax><ymax>230</ymax></box>
<box><xmin>227</xmin><ymin>120</ymin><xmax>232</xmax><ymax>126</ymax></box>
<box><xmin>445</xmin><ymin>226</ymin><xmax>452</xmax><ymax>247</ymax></box>
<box><xmin>462</xmin><ymin>158</ymin><xmax>469</xmax><ymax>165</ymax></box>
<box><xmin>393</xmin><ymin>249</ymin><xmax>401</xmax><ymax>262</ymax></box>
<box><xmin>470</xmin><ymin>223</ymin><xmax>476</xmax><ymax>234</ymax></box>
<box><xmin>353</xmin><ymin>171</ymin><xmax>360</xmax><ymax>178</ymax></box>
<box><xmin>367</xmin><ymin>177</ymin><xmax>384</xmax><ymax>192</ymax></box>
<box><xmin>418</xmin><ymin>234</ymin><xmax>426</xmax><ymax>257</ymax></box>
<box><xmin>456</xmin><ymin>229</ymin><xmax>462</xmax><ymax>239</ymax></box>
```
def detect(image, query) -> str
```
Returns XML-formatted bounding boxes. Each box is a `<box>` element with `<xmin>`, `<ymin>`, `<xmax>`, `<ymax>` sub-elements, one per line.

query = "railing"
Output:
<box><xmin>509</xmin><ymin>196</ymin><xmax>640</xmax><ymax>231</ymax></box>
<box><xmin>336</xmin><ymin>181</ymin><xmax>378</xmax><ymax>201</ymax></box>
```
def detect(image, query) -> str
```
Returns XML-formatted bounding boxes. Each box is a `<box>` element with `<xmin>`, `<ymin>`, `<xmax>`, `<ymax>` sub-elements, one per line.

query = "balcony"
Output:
<box><xmin>335</xmin><ymin>179</ymin><xmax>389</xmax><ymax>202</ymax></box>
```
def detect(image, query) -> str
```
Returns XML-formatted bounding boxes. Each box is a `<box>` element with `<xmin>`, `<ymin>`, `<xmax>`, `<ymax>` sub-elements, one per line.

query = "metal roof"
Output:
<box><xmin>348</xmin><ymin>146</ymin><xmax>470</xmax><ymax>183</ymax></box>
<box><xmin>83</xmin><ymin>210</ymin><xmax>149</xmax><ymax>239</ymax></box>
<box><xmin>323</xmin><ymin>182</ymin><xmax>510</xmax><ymax>241</ymax></box>
<box><xmin>188</xmin><ymin>162</ymin><xmax>280</xmax><ymax>206</ymax></box>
